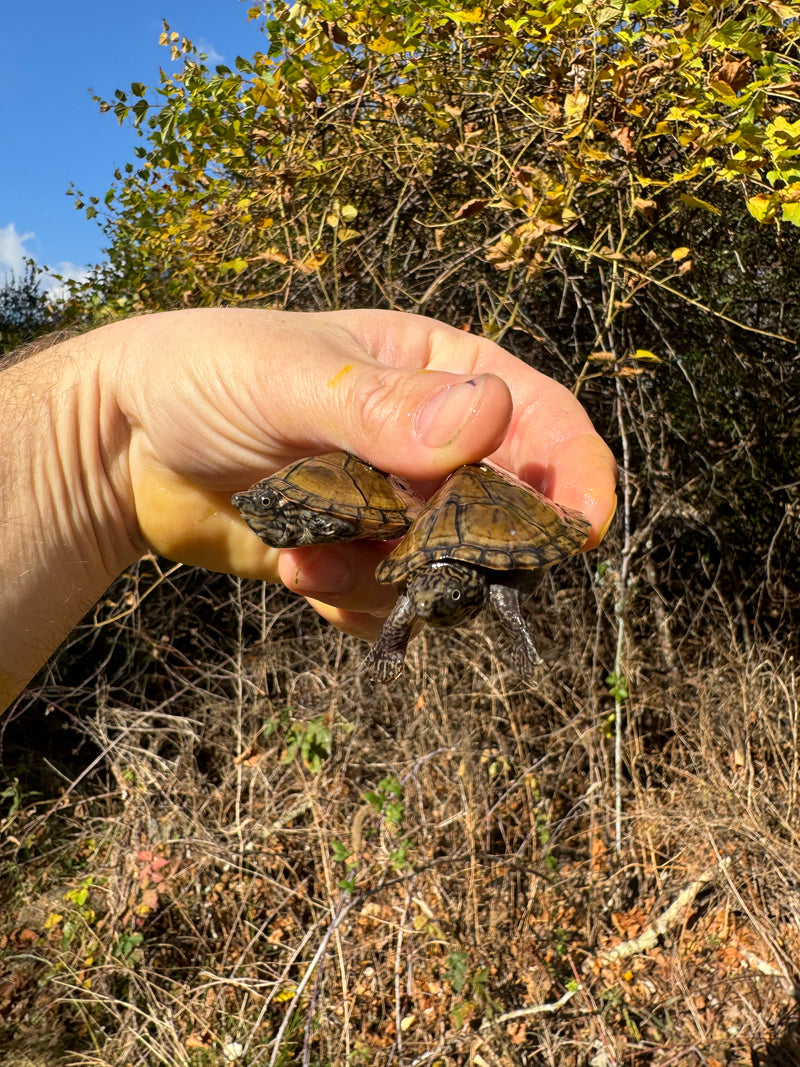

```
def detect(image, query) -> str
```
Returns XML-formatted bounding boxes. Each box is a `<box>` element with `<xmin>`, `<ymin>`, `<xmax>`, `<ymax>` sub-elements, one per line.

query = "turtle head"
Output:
<box><xmin>407</xmin><ymin>561</ymin><xmax>488</xmax><ymax>627</ymax></box>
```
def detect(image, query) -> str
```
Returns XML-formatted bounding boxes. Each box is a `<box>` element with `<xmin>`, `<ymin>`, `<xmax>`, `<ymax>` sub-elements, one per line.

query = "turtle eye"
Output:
<box><xmin>451</xmin><ymin>590</ymin><xmax>461</xmax><ymax>602</ymax></box>
<box><xmin>259</xmin><ymin>492</ymin><xmax>272</xmax><ymax>508</ymax></box>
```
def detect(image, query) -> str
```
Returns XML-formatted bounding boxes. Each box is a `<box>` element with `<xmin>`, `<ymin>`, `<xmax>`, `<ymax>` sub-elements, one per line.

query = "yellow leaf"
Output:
<box><xmin>220</xmin><ymin>258</ymin><xmax>249</xmax><ymax>275</ymax></box>
<box><xmin>249</xmin><ymin>79</ymin><xmax>278</xmax><ymax>109</ymax></box>
<box><xmin>671</xmin><ymin>246</ymin><xmax>690</xmax><ymax>261</ymax></box>
<box><xmin>275</xmin><ymin>986</ymin><xmax>297</xmax><ymax>1003</ymax></box>
<box><xmin>708</xmin><ymin>79</ymin><xmax>739</xmax><ymax>103</ymax></box>
<box><xmin>767</xmin><ymin>2</ymin><xmax>800</xmax><ymax>20</ymax></box>
<box><xmin>44</xmin><ymin>912</ymin><xmax>63</xmax><ymax>929</ymax></box>
<box><xmin>781</xmin><ymin>201</ymin><xmax>800</xmax><ymax>227</ymax></box>
<box><xmin>564</xmin><ymin>90</ymin><xmax>589</xmax><ymax>123</ymax></box>
<box><xmin>746</xmin><ymin>193</ymin><xmax>779</xmax><ymax>223</ymax></box>
<box><xmin>633</xmin><ymin>349</ymin><xmax>661</xmax><ymax>361</ymax></box>
<box><xmin>296</xmin><ymin>253</ymin><xmax>328</xmax><ymax>273</ymax></box>
<box><xmin>766</xmin><ymin>116</ymin><xmax>800</xmax><ymax>147</ymax></box>
<box><xmin>369</xmin><ymin>34</ymin><xmax>404</xmax><ymax>55</ymax></box>
<box><xmin>450</xmin><ymin>8</ymin><xmax>483</xmax><ymax>24</ymax></box>
<box><xmin>400</xmin><ymin>1014</ymin><xmax>417</xmax><ymax>1031</ymax></box>
<box><xmin>679</xmin><ymin>194</ymin><xmax>722</xmax><ymax>215</ymax></box>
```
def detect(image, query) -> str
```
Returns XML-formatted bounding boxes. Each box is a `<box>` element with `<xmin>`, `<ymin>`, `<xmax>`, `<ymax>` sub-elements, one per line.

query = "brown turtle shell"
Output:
<box><xmin>375</xmin><ymin>463</ymin><xmax>590</xmax><ymax>585</ymax></box>
<box><xmin>232</xmin><ymin>451</ymin><xmax>420</xmax><ymax>547</ymax></box>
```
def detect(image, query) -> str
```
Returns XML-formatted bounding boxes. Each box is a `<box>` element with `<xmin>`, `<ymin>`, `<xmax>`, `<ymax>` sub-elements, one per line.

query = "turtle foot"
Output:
<box><xmin>488</xmin><ymin>582</ymin><xmax>543</xmax><ymax>679</ymax></box>
<box><xmin>509</xmin><ymin>637</ymin><xmax>544</xmax><ymax>678</ymax></box>
<box><xmin>363</xmin><ymin>645</ymin><xmax>406</xmax><ymax>684</ymax></box>
<box><xmin>363</xmin><ymin>593</ymin><xmax>417</xmax><ymax>683</ymax></box>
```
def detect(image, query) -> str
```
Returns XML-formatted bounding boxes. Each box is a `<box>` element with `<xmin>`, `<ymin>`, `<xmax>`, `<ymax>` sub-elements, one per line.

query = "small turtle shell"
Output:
<box><xmin>232</xmin><ymin>451</ymin><xmax>419</xmax><ymax>547</ymax></box>
<box><xmin>375</xmin><ymin>463</ymin><xmax>590</xmax><ymax>585</ymax></box>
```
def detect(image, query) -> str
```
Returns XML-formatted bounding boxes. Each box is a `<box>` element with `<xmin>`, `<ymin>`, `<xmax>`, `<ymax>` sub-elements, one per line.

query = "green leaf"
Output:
<box><xmin>330</xmin><ymin>839</ymin><xmax>352</xmax><ymax>863</ymax></box>
<box><xmin>605</xmin><ymin>671</ymin><xmax>629</xmax><ymax>702</ymax></box>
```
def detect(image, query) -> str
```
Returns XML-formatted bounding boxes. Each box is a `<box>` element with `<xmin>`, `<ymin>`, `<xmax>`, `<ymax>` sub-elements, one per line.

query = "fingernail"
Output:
<box><xmin>416</xmin><ymin>376</ymin><xmax>488</xmax><ymax>448</ymax></box>
<box><xmin>597</xmin><ymin>494</ymin><xmax>618</xmax><ymax>542</ymax></box>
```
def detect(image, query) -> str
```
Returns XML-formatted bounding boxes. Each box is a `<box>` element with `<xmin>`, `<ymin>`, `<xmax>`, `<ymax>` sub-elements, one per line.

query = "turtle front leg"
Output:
<box><xmin>364</xmin><ymin>593</ymin><xmax>419</xmax><ymax>683</ymax></box>
<box><xmin>489</xmin><ymin>583</ymin><xmax>543</xmax><ymax>675</ymax></box>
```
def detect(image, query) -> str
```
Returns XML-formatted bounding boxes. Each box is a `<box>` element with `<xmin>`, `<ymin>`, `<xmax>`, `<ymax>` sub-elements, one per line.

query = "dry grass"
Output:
<box><xmin>1</xmin><ymin>556</ymin><xmax>799</xmax><ymax>1066</ymax></box>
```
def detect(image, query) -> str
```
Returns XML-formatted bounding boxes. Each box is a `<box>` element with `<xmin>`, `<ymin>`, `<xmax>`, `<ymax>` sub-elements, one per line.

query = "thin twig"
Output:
<box><xmin>553</xmin><ymin>238</ymin><xmax>797</xmax><ymax>344</ymax></box>
<box><xmin>264</xmin><ymin>895</ymin><xmax>359</xmax><ymax>1067</ymax></box>
<box><xmin>613</xmin><ymin>379</ymin><xmax>633</xmax><ymax>859</ymax></box>
<box><xmin>483</xmin><ymin>986</ymin><xmax>580</xmax><ymax>1025</ymax></box>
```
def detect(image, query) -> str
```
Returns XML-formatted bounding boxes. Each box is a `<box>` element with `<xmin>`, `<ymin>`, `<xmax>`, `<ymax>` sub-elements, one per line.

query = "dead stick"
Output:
<box><xmin>597</xmin><ymin>855</ymin><xmax>733</xmax><ymax>964</ymax></box>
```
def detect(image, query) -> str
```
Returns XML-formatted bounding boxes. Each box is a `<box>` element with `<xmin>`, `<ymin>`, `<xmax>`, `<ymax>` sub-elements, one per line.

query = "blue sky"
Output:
<box><xmin>1</xmin><ymin>0</ymin><xmax>265</xmax><ymax>288</ymax></box>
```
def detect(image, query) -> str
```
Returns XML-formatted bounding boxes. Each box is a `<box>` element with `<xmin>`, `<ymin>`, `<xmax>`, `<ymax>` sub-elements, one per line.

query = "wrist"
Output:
<box><xmin>1</xmin><ymin>328</ymin><xmax>140</xmax><ymax>707</ymax></box>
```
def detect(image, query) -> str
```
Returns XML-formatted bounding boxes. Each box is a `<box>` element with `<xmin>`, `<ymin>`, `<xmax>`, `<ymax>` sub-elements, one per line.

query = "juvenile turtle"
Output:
<box><xmin>367</xmin><ymin>463</ymin><xmax>591</xmax><ymax>682</ymax></box>
<box><xmin>232</xmin><ymin>451</ymin><xmax>420</xmax><ymax>547</ymax></box>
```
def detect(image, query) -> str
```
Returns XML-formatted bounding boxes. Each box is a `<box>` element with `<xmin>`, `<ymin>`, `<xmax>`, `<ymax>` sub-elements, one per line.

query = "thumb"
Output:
<box><xmin>289</xmin><ymin>363</ymin><xmax>515</xmax><ymax>482</ymax></box>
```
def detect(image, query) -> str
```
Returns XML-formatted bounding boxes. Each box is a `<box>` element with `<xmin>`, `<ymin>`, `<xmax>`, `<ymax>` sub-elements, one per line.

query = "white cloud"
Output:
<box><xmin>195</xmin><ymin>39</ymin><xmax>225</xmax><ymax>64</ymax></box>
<box><xmin>42</xmin><ymin>263</ymin><xmax>91</xmax><ymax>301</ymax></box>
<box><xmin>0</xmin><ymin>223</ymin><xmax>89</xmax><ymax>299</ymax></box>
<box><xmin>0</xmin><ymin>223</ymin><xmax>35</xmax><ymax>276</ymax></box>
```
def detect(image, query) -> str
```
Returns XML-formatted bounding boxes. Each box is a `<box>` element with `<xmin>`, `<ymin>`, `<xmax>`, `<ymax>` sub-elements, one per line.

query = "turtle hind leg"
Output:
<box><xmin>488</xmin><ymin>583</ymin><xmax>543</xmax><ymax>676</ymax></box>
<box><xmin>363</xmin><ymin>593</ymin><xmax>419</xmax><ymax>683</ymax></box>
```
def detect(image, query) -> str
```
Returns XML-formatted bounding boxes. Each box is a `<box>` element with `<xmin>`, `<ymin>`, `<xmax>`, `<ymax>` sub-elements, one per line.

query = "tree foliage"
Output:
<box><xmin>0</xmin><ymin>262</ymin><xmax>54</xmax><ymax>356</ymax></box>
<box><xmin>73</xmin><ymin>0</ymin><xmax>800</xmax><ymax>313</ymax></box>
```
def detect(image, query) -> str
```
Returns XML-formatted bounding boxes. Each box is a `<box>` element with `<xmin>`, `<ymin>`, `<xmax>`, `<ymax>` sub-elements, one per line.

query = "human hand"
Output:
<box><xmin>108</xmin><ymin>307</ymin><xmax>616</xmax><ymax>642</ymax></box>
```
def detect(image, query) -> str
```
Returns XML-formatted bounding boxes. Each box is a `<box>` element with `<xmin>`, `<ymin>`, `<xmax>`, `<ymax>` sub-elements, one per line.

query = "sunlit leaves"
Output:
<box><xmin>76</xmin><ymin>0</ymin><xmax>800</xmax><ymax>317</ymax></box>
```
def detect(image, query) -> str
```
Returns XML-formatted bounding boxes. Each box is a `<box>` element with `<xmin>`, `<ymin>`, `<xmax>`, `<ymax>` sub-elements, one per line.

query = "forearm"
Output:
<box><xmin>1</xmin><ymin>332</ymin><xmax>140</xmax><ymax>709</ymax></box>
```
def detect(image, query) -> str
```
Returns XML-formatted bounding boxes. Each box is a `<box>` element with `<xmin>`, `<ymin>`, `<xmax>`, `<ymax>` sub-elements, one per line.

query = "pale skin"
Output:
<box><xmin>0</xmin><ymin>307</ymin><xmax>617</xmax><ymax>711</ymax></box>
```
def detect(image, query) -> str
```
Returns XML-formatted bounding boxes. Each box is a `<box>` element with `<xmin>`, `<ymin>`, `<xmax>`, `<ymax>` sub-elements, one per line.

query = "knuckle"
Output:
<box><xmin>348</xmin><ymin>366</ymin><xmax>417</xmax><ymax>430</ymax></box>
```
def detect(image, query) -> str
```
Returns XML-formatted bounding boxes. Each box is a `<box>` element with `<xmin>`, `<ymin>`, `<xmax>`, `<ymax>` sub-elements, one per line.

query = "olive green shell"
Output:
<box><xmin>375</xmin><ymin>463</ymin><xmax>590</xmax><ymax>584</ymax></box>
<box><xmin>232</xmin><ymin>451</ymin><xmax>419</xmax><ymax>546</ymax></box>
